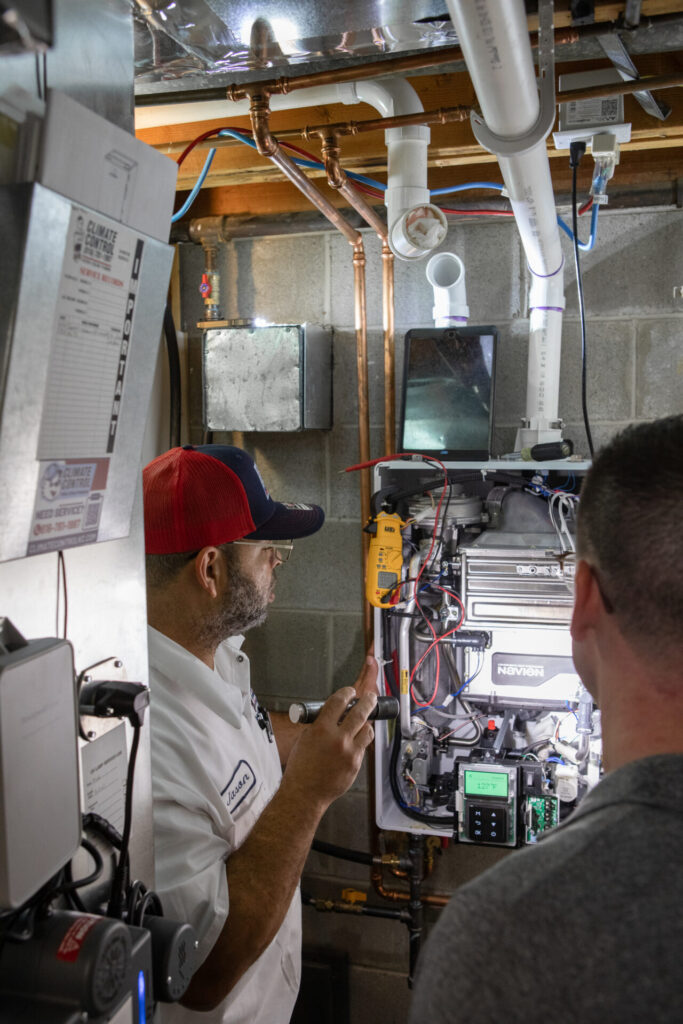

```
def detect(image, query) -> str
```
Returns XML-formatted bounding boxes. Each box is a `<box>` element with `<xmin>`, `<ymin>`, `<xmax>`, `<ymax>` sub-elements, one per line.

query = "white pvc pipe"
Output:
<box><xmin>445</xmin><ymin>0</ymin><xmax>566</xmax><ymax>445</ymax></box>
<box><xmin>426</xmin><ymin>252</ymin><xmax>469</xmax><ymax>326</ymax></box>
<box><xmin>135</xmin><ymin>85</ymin><xmax>356</xmax><ymax>129</ymax></box>
<box><xmin>348</xmin><ymin>79</ymin><xmax>448</xmax><ymax>261</ymax></box>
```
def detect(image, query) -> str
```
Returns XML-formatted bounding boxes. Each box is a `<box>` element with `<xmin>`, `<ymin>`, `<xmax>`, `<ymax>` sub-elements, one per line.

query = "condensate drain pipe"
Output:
<box><xmin>426</xmin><ymin>252</ymin><xmax>469</xmax><ymax>327</ymax></box>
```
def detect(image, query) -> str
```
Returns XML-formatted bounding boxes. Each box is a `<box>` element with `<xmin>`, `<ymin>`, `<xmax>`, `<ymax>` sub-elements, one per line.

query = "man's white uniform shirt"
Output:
<box><xmin>148</xmin><ymin>626</ymin><xmax>302</xmax><ymax>1024</ymax></box>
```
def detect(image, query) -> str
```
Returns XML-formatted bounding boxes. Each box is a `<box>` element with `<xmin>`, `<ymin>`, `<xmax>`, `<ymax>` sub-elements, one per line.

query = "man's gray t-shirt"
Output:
<box><xmin>410</xmin><ymin>755</ymin><xmax>683</xmax><ymax>1024</ymax></box>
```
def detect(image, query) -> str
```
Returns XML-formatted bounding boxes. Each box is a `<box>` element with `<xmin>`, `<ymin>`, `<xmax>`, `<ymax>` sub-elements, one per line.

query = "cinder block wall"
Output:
<box><xmin>178</xmin><ymin>208</ymin><xmax>682</xmax><ymax>1021</ymax></box>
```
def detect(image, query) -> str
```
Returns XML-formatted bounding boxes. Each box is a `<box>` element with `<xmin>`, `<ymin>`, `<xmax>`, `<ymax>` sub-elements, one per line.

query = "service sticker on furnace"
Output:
<box><xmin>222</xmin><ymin>760</ymin><xmax>256</xmax><ymax>812</ymax></box>
<box><xmin>37</xmin><ymin>204</ymin><xmax>144</xmax><ymax>462</ymax></box>
<box><xmin>27</xmin><ymin>458</ymin><xmax>109</xmax><ymax>556</ymax></box>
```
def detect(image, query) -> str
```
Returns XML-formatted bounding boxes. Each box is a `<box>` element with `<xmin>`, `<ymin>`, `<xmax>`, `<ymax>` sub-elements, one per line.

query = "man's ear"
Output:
<box><xmin>570</xmin><ymin>559</ymin><xmax>601</xmax><ymax>642</ymax></box>
<box><xmin>194</xmin><ymin>547</ymin><xmax>222</xmax><ymax>599</ymax></box>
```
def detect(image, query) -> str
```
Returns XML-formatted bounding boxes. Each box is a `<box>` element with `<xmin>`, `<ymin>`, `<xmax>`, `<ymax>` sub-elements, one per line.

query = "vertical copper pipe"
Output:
<box><xmin>353</xmin><ymin>240</ymin><xmax>372</xmax><ymax>649</ymax></box>
<box><xmin>381</xmin><ymin>244</ymin><xmax>396</xmax><ymax>451</ymax></box>
<box><xmin>316</xmin><ymin>133</ymin><xmax>397</xmax><ymax>545</ymax></box>
<box><xmin>246</xmin><ymin>93</ymin><xmax>373</xmax><ymax>640</ymax></box>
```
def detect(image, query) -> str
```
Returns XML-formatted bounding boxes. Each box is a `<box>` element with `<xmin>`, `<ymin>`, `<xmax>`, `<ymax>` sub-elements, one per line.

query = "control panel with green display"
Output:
<box><xmin>456</xmin><ymin>763</ymin><xmax>518</xmax><ymax>847</ymax></box>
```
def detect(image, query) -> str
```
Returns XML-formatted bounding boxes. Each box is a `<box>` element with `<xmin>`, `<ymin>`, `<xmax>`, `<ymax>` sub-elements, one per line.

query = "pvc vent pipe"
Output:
<box><xmin>426</xmin><ymin>252</ymin><xmax>469</xmax><ymax>326</ymax></box>
<box><xmin>345</xmin><ymin>81</ymin><xmax>448</xmax><ymax>261</ymax></box>
<box><xmin>446</xmin><ymin>0</ymin><xmax>567</xmax><ymax>447</ymax></box>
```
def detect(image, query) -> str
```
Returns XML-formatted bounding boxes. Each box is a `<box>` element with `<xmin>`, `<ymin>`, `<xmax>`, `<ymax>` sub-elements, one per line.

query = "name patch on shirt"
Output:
<box><xmin>222</xmin><ymin>759</ymin><xmax>256</xmax><ymax>812</ymax></box>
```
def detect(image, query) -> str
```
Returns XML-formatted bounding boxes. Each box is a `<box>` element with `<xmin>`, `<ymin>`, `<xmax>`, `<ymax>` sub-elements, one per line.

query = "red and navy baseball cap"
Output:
<box><xmin>143</xmin><ymin>444</ymin><xmax>324</xmax><ymax>555</ymax></box>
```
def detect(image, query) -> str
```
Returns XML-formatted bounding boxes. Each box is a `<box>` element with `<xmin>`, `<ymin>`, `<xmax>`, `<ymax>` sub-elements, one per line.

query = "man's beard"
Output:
<box><xmin>196</xmin><ymin>564</ymin><xmax>273</xmax><ymax>650</ymax></box>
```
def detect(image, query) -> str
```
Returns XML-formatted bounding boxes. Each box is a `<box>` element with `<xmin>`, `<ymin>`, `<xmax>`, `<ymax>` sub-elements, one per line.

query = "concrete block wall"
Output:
<box><xmin>178</xmin><ymin>207</ymin><xmax>682</xmax><ymax>1021</ymax></box>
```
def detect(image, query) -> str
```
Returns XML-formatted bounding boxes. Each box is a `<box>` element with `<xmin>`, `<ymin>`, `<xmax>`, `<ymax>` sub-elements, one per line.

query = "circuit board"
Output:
<box><xmin>525</xmin><ymin>795</ymin><xmax>560</xmax><ymax>843</ymax></box>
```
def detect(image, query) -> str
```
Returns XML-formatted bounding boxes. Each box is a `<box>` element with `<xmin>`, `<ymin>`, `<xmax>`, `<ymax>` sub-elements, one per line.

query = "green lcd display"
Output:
<box><xmin>464</xmin><ymin>769</ymin><xmax>509</xmax><ymax>799</ymax></box>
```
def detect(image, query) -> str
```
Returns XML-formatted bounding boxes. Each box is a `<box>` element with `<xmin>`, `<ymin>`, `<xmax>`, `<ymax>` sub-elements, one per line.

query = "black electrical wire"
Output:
<box><xmin>107</xmin><ymin>724</ymin><xmax>141</xmax><ymax>918</ymax></box>
<box><xmin>0</xmin><ymin>836</ymin><xmax>104</xmax><ymax>947</ymax></box>
<box><xmin>54</xmin><ymin>838</ymin><xmax>104</xmax><ymax>896</ymax></box>
<box><xmin>56</xmin><ymin>550</ymin><xmax>68</xmax><ymax>638</ymax></box>
<box><xmin>163</xmin><ymin>302</ymin><xmax>182</xmax><ymax>449</ymax></box>
<box><xmin>570</xmin><ymin>141</ymin><xmax>595</xmax><ymax>458</ymax></box>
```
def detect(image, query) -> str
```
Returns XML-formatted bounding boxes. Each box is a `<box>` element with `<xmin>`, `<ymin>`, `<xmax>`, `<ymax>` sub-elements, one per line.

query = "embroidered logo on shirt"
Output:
<box><xmin>221</xmin><ymin>759</ymin><xmax>256</xmax><ymax>812</ymax></box>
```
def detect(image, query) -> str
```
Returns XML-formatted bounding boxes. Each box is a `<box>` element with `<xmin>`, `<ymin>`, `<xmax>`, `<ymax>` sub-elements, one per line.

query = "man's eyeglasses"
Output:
<box><xmin>232</xmin><ymin>539</ymin><xmax>294</xmax><ymax>563</ymax></box>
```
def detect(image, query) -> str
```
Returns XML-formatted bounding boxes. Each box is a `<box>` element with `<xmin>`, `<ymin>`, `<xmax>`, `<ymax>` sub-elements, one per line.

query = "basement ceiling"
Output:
<box><xmin>133</xmin><ymin>1</ymin><xmax>683</xmax><ymax>219</ymax></box>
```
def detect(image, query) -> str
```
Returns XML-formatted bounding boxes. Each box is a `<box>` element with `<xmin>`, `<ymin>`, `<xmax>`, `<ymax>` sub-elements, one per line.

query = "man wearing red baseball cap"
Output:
<box><xmin>143</xmin><ymin>444</ymin><xmax>378</xmax><ymax>1023</ymax></box>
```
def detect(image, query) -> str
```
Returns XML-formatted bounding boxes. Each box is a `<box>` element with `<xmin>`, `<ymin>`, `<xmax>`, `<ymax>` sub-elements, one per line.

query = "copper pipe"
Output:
<box><xmin>352</xmin><ymin>240</ymin><xmax>372</xmax><ymax>649</ymax></box>
<box><xmin>316</xmin><ymin>132</ymin><xmax>388</xmax><ymax>241</ymax></box>
<box><xmin>560</xmin><ymin>72</ymin><xmax>683</xmax><ymax>105</ymax></box>
<box><xmin>243</xmin><ymin>90</ymin><xmax>373</xmax><ymax>636</ymax></box>
<box><xmin>312</xmin><ymin>130</ymin><xmax>396</xmax><ymax>479</ymax></box>
<box><xmin>226</xmin><ymin>15</ymin><xmax>683</xmax><ymax>101</ymax></box>
<box><xmin>137</xmin><ymin>10</ymin><xmax>683</xmax><ymax>109</ymax></box>
<box><xmin>381</xmin><ymin>245</ymin><xmax>395</xmax><ymax>452</ymax></box>
<box><xmin>303</xmin><ymin>105</ymin><xmax>470</xmax><ymax>139</ymax></box>
<box><xmin>227</xmin><ymin>47</ymin><xmax>465</xmax><ymax>101</ymax></box>
<box><xmin>248</xmin><ymin>17</ymin><xmax>282</xmax><ymax>69</ymax></box>
<box><xmin>370</xmin><ymin>865</ymin><xmax>450</xmax><ymax>908</ymax></box>
<box><xmin>245</xmin><ymin>93</ymin><xmax>372</xmax><ymax>628</ymax></box>
<box><xmin>248</xmin><ymin>93</ymin><xmax>362</xmax><ymax>246</ymax></box>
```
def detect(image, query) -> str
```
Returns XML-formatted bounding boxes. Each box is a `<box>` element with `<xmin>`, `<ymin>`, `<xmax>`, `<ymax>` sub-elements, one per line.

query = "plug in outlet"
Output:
<box><xmin>553</xmin><ymin>69</ymin><xmax>631</xmax><ymax>150</ymax></box>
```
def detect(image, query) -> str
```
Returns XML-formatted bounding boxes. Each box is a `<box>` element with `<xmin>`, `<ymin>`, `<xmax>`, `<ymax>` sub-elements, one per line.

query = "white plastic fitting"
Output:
<box><xmin>425</xmin><ymin>252</ymin><xmax>469</xmax><ymax>326</ymax></box>
<box><xmin>351</xmin><ymin>80</ymin><xmax>448</xmax><ymax>262</ymax></box>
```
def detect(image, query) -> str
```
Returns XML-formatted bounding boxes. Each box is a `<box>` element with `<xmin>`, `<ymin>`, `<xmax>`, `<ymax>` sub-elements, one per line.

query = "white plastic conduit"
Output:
<box><xmin>445</xmin><ymin>0</ymin><xmax>566</xmax><ymax>447</ymax></box>
<box><xmin>137</xmin><ymin>78</ymin><xmax>447</xmax><ymax>262</ymax></box>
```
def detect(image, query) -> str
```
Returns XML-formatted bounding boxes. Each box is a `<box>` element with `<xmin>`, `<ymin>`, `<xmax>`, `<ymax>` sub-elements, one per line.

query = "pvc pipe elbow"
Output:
<box><xmin>426</xmin><ymin>252</ymin><xmax>469</xmax><ymax>325</ymax></box>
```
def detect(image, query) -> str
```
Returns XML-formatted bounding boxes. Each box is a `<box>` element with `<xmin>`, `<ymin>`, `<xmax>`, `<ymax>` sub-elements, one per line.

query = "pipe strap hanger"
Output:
<box><xmin>470</xmin><ymin>0</ymin><xmax>556</xmax><ymax>158</ymax></box>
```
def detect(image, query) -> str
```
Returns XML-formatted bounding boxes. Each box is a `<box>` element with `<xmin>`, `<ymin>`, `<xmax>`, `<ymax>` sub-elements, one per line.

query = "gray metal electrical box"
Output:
<box><xmin>0</xmin><ymin>623</ymin><xmax>80</xmax><ymax>909</ymax></box>
<box><xmin>202</xmin><ymin>324</ymin><xmax>333</xmax><ymax>432</ymax></box>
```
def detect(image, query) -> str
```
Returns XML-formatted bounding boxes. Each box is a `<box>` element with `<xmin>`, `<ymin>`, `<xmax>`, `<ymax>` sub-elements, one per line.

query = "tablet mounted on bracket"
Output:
<box><xmin>398</xmin><ymin>326</ymin><xmax>498</xmax><ymax>461</ymax></box>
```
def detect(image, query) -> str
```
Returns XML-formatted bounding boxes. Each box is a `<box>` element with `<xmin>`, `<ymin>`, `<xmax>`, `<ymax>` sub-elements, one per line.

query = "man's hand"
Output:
<box><xmin>282</xmin><ymin>685</ymin><xmax>377</xmax><ymax>813</ymax></box>
<box><xmin>353</xmin><ymin>653</ymin><xmax>380</xmax><ymax>699</ymax></box>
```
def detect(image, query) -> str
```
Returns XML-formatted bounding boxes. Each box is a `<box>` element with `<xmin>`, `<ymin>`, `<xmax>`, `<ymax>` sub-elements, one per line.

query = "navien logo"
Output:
<box><xmin>491</xmin><ymin>652</ymin><xmax>577</xmax><ymax>688</ymax></box>
<box><xmin>497</xmin><ymin>663</ymin><xmax>545</xmax><ymax>678</ymax></box>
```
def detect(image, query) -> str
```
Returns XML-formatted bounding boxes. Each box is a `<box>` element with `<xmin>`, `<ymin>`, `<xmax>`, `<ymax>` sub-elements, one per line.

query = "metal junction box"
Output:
<box><xmin>202</xmin><ymin>324</ymin><xmax>332</xmax><ymax>432</ymax></box>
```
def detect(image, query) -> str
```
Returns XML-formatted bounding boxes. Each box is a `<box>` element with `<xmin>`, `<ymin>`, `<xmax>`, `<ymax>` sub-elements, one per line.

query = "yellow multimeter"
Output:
<box><xmin>366</xmin><ymin>511</ymin><xmax>406</xmax><ymax>608</ymax></box>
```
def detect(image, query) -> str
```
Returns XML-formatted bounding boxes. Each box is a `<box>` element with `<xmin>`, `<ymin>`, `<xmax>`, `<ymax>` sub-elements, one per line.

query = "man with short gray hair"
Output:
<box><xmin>409</xmin><ymin>415</ymin><xmax>683</xmax><ymax>1024</ymax></box>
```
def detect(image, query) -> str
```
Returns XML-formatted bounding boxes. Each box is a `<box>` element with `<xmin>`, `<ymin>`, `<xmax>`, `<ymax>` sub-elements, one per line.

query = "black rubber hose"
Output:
<box><xmin>302</xmin><ymin>892</ymin><xmax>410</xmax><ymax>923</ymax></box>
<box><xmin>163</xmin><ymin>303</ymin><xmax>182</xmax><ymax>449</ymax></box>
<box><xmin>311</xmin><ymin>840</ymin><xmax>374</xmax><ymax>866</ymax></box>
<box><xmin>389</xmin><ymin>718</ymin><xmax>455</xmax><ymax>829</ymax></box>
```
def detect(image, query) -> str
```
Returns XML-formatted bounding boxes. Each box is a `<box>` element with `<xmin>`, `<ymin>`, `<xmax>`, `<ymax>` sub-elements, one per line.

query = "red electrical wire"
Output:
<box><xmin>177</xmin><ymin>128</ymin><xmax>224</xmax><ymax>166</ymax></box>
<box><xmin>439</xmin><ymin>205</ymin><xmax>515</xmax><ymax>217</ymax></box>
<box><xmin>411</xmin><ymin>592</ymin><xmax>465</xmax><ymax>709</ymax></box>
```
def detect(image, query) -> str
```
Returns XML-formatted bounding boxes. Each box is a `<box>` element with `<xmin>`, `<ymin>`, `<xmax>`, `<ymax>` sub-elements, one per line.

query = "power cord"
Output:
<box><xmin>569</xmin><ymin>140</ymin><xmax>595</xmax><ymax>458</ymax></box>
